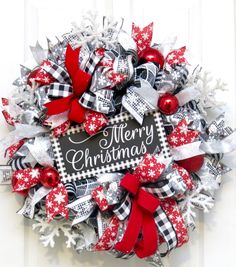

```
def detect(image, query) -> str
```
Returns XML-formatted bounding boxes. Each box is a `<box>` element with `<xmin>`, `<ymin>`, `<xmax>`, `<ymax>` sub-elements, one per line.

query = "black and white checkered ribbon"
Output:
<box><xmin>83</xmin><ymin>50</ymin><xmax>103</xmax><ymax>75</ymax></box>
<box><xmin>113</xmin><ymin>180</ymin><xmax>178</xmax><ymax>253</ymax></box>
<box><xmin>79</xmin><ymin>89</ymin><xmax>114</xmax><ymax>114</ymax></box>
<box><xmin>42</xmin><ymin>60</ymin><xmax>71</xmax><ymax>84</ymax></box>
<box><xmin>48</xmin><ymin>83</ymin><xmax>73</xmax><ymax>98</ymax></box>
<box><xmin>154</xmin><ymin>206</ymin><xmax>177</xmax><ymax>252</ymax></box>
<box><xmin>43</xmin><ymin>52</ymin><xmax>102</xmax><ymax>100</ymax></box>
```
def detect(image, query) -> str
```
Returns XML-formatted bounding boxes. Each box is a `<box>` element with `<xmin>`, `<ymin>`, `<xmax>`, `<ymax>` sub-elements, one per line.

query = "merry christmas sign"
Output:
<box><xmin>51</xmin><ymin>111</ymin><xmax>170</xmax><ymax>182</ymax></box>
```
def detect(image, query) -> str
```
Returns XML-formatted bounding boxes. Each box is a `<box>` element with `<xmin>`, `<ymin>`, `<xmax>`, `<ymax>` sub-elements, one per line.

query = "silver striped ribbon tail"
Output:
<box><xmin>33</xmin><ymin>86</ymin><xmax>49</xmax><ymax>110</ymax></box>
<box><xmin>108</xmin><ymin>48</ymin><xmax>120</xmax><ymax>58</ymax></box>
<box><xmin>155</xmin><ymin>70</ymin><xmax>164</xmax><ymax>89</ymax></box>
<box><xmin>0</xmin><ymin>165</ymin><xmax>12</xmax><ymax>184</ymax></box>
<box><xmin>154</xmin><ymin>206</ymin><xmax>177</xmax><ymax>255</ymax></box>
<box><xmin>48</xmin><ymin>83</ymin><xmax>73</xmax><ymax>98</ymax></box>
<box><xmin>126</xmin><ymin>49</ymin><xmax>138</xmax><ymax>66</ymax></box>
<box><xmin>145</xmin><ymin>251</ymin><xmax>164</xmax><ymax>267</ymax></box>
<box><xmin>8</xmin><ymin>157</ymin><xmax>31</xmax><ymax>171</ymax></box>
<box><xmin>42</xmin><ymin>60</ymin><xmax>71</xmax><ymax>84</ymax></box>
<box><xmin>175</xmin><ymin>65</ymin><xmax>189</xmax><ymax>88</ymax></box>
<box><xmin>67</xmin><ymin>195</ymin><xmax>96</xmax><ymax>225</ymax></box>
<box><xmin>64</xmin><ymin>182</ymin><xmax>77</xmax><ymax>202</ymax></box>
<box><xmin>109</xmin><ymin>249</ymin><xmax>135</xmax><ymax>259</ymax></box>
<box><xmin>17</xmin><ymin>196</ymin><xmax>35</xmax><ymax>219</ymax></box>
<box><xmin>83</xmin><ymin>51</ymin><xmax>103</xmax><ymax>75</ymax></box>
<box><xmin>75</xmin><ymin>177</ymin><xmax>100</xmax><ymax>197</ymax></box>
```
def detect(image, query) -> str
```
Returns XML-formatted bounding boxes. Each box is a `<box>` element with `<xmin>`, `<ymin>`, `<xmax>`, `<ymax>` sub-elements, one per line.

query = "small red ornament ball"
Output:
<box><xmin>40</xmin><ymin>167</ymin><xmax>60</xmax><ymax>188</ymax></box>
<box><xmin>158</xmin><ymin>93</ymin><xmax>179</xmax><ymax>115</ymax></box>
<box><xmin>139</xmin><ymin>47</ymin><xmax>165</xmax><ymax>68</ymax></box>
<box><xmin>177</xmin><ymin>155</ymin><xmax>204</xmax><ymax>173</ymax></box>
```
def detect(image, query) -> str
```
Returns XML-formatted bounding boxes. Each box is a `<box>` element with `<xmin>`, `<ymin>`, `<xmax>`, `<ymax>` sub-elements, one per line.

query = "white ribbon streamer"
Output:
<box><xmin>31</xmin><ymin>186</ymin><xmax>52</xmax><ymax>206</ymax></box>
<box><xmin>200</xmin><ymin>131</ymin><xmax>236</xmax><ymax>154</ymax></box>
<box><xmin>0</xmin><ymin>124</ymin><xmax>48</xmax><ymax>157</ymax></box>
<box><xmin>46</xmin><ymin>111</ymin><xmax>69</xmax><ymax>129</ymax></box>
<box><xmin>171</xmin><ymin>141</ymin><xmax>205</xmax><ymax>161</ymax></box>
<box><xmin>27</xmin><ymin>136</ymin><xmax>54</xmax><ymax>167</ymax></box>
<box><xmin>175</xmin><ymin>86</ymin><xmax>200</xmax><ymax>106</ymax></box>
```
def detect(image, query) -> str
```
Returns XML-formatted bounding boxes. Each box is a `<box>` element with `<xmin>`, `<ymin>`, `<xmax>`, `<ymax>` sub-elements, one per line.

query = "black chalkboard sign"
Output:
<box><xmin>51</xmin><ymin>111</ymin><xmax>170</xmax><ymax>183</ymax></box>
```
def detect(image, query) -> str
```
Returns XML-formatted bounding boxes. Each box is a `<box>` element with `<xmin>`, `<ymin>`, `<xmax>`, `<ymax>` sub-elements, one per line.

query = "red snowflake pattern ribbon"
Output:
<box><xmin>91</xmin><ymin>185</ymin><xmax>109</xmax><ymax>211</ymax></box>
<box><xmin>27</xmin><ymin>61</ymin><xmax>55</xmax><ymax>86</ymax></box>
<box><xmin>94</xmin><ymin>216</ymin><xmax>120</xmax><ymax>251</ymax></box>
<box><xmin>132</xmin><ymin>22</ymin><xmax>153</xmax><ymax>57</ymax></box>
<box><xmin>165</xmin><ymin>46</ymin><xmax>187</xmax><ymax>67</ymax></box>
<box><xmin>161</xmin><ymin>198</ymin><xmax>189</xmax><ymax>247</ymax></box>
<box><xmin>46</xmin><ymin>183</ymin><xmax>69</xmax><ymax>222</ymax></box>
<box><xmin>52</xmin><ymin>120</ymin><xmax>71</xmax><ymax>137</ymax></box>
<box><xmin>83</xmin><ymin>111</ymin><xmax>108</xmax><ymax>135</ymax></box>
<box><xmin>5</xmin><ymin>139</ymin><xmax>25</xmax><ymax>158</ymax></box>
<box><xmin>167</xmin><ymin>119</ymin><xmax>199</xmax><ymax>148</ymax></box>
<box><xmin>133</xmin><ymin>153</ymin><xmax>166</xmax><ymax>183</ymax></box>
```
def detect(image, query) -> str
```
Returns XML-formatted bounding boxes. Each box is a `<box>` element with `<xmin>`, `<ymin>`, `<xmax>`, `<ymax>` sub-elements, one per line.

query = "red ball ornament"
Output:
<box><xmin>177</xmin><ymin>155</ymin><xmax>204</xmax><ymax>173</ymax></box>
<box><xmin>139</xmin><ymin>47</ymin><xmax>165</xmax><ymax>68</ymax></box>
<box><xmin>158</xmin><ymin>93</ymin><xmax>179</xmax><ymax>115</ymax></box>
<box><xmin>40</xmin><ymin>167</ymin><xmax>60</xmax><ymax>188</ymax></box>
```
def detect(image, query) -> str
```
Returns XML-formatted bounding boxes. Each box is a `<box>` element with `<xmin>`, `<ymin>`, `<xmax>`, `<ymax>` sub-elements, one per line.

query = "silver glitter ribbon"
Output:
<box><xmin>67</xmin><ymin>195</ymin><xmax>96</xmax><ymax>226</ymax></box>
<box><xmin>201</xmin><ymin>113</ymin><xmax>236</xmax><ymax>154</ymax></box>
<box><xmin>17</xmin><ymin>187</ymin><xmax>52</xmax><ymax>219</ymax></box>
<box><xmin>155</xmin><ymin>65</ymin><xmax>189</xmax><ymax>92</ymax></box>
<box><xmin>0</xmin><ymin>165</ymin><xmax>12</xmax><ymax>185</ymax></box>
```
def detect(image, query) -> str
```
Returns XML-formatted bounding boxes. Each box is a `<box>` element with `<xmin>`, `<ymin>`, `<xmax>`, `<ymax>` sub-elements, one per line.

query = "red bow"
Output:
<box><xmin>114</xmin><ymin>154</ymin><xmax>165</xmax><ymax>258</ymax></box>
<box><xmin>44</xmin><ymin>45</ymin><xmax>91</xmax><ymax>124</ymax></box>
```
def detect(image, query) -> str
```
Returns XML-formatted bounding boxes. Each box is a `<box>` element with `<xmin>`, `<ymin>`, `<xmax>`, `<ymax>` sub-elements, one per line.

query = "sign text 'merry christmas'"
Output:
<box><xmin>66</xmin><ymin>123</ymin><xmax>154</xmax><ymax>171</ymax></box>
<box><xmin>52</xmin><ymin>111</ymin><xmax>168</xmax><ymax>182</ymax></box>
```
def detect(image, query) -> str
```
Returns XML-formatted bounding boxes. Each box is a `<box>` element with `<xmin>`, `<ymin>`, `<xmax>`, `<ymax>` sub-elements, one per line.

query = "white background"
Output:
<box><xmin>0</xmin><ymin>0</ymin><xmax>236</xmax><ymax>267</ymax></box>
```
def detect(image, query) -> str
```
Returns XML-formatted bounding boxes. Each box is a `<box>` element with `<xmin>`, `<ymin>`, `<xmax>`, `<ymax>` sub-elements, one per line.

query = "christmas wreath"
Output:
<box><xmin>0</xmin><ymin>13</ymin><xmax>235</xmax><ymax>266</ymax></box>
